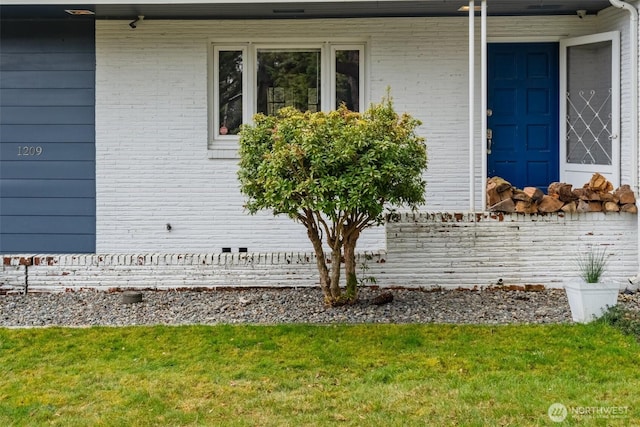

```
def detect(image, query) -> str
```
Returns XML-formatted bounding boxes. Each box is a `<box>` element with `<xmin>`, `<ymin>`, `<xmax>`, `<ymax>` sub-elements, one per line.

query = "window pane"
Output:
<box><xmin>218</xmin><ymin>50</ymin><xmax>243</xmax><ymax>136</ymax></box>
<box><xmin>257</xmin><ymin>50</ymin><xmax>321</xmax><ymax>115</ymax></box>
<box><xmin>566</xmin><ymin>41</ymin><xmax>612</xmax><ymax>165</ymax></box>
<box><xmin>335</xmin><ymin>50</ymin><xmax>360</xmax><ymax>111</ymax></box>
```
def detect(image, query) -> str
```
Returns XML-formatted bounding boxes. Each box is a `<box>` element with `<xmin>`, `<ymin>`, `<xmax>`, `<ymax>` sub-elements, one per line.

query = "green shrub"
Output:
<box><xmin>597</xmin><ymin>305</ymin><xmax>640</xmax><ymax>341</ymax></box>
<box><xmin>576</xmin><ymin>247</ymin><xmax>608</xmax><ymax>283</ymax></box>
<box><xmin>238</xmin><ymin>95</ymin><xmax>427</xmax><ymax>305</ymax></box>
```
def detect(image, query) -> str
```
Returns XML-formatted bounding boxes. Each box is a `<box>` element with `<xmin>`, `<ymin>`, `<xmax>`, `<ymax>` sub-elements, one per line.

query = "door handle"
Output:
<box><xmin>487</xmin><ymin>129</ymin><xmax>493</xmax><ymax>154</ymax></box>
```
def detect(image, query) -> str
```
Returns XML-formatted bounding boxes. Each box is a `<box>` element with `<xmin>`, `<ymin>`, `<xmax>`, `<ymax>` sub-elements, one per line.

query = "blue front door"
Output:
<box><xmin>488</xmin><ymin>43</ymin><xmax>559</xmax><ymax>190</ymax></box>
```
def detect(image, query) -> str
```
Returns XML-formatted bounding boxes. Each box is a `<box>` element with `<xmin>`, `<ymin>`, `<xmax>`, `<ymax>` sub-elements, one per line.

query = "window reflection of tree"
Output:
<box><xmin>218</xmin><ymin>48</ymin><xmax>362</xmax><ymax>133</ymax></box>
<box><xmin>218</xmin><ymin>51</ymin><xmax>243</xmax><ymax>135</ymax></box>
<box><xmin>336</xmin><ymin>50</ymin><xmax>360</xmax><ymax>111</ymax></box>
<box><xmin>257</xmin><ymin>51</ymin><xmax>321</xmax><ymax>115</ymax></box>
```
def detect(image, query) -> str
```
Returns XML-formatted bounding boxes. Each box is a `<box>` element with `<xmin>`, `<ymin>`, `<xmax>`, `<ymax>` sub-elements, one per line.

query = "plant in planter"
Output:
<box><xmin>564</xmin><ymin>247</ymin><xmax>620</xmax><ymax>323</ymax></box>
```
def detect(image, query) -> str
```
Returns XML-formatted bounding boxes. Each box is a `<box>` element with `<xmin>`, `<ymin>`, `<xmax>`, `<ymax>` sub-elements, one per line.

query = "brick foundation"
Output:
<box><xmin>2</xmin><ymin>212</ymin><xmax>637</xmax><ymax>293</ymax></box>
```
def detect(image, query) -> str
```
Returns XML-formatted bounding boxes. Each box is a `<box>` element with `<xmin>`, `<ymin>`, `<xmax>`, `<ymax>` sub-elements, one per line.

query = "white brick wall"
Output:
<box><xmin>0</xmin><ymin>257</ymin><xmax>28</xmax><ymax>294</ymax></box>
<box><xmin>1</xmin><ymin>252</ymin><xmax>387</xmax><ymax>293</ymax></box>
<box><xmin>96</xmin><ymin>15</ymin><xmax>619</xmax><ymax>253</ymax></box>
<box><xmin>597</xmin><ymin>4</ymin><xmax>639</xmax><ymax>189</ymax></box>
<box><xmin>2</xmin><ymin>213</ymin><xmax>637</xmax><ymax>293</ymax></box>
<box><xmin>383</xmin><ymin>212</ymin><xmax>638</xmax><ymax>289</ymax></box>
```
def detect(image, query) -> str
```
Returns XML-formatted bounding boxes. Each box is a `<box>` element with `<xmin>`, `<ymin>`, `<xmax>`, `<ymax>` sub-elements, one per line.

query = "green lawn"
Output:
<box><xmin>0</xmin><ymin>323</ymin><xmax>638</xmax><ymax>426</ymax></box>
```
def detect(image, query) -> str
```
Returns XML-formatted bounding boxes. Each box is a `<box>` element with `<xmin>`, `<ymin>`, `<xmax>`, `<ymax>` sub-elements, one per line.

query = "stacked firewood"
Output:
<box><xmin>487</xmin><ymin>173</ymin><xmax>637</xmax><ymax>214</ymax></box>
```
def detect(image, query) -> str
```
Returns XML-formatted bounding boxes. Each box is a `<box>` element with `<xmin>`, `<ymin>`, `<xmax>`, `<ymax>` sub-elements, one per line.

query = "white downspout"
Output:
<box><xmin>609</xmin><ymin>0</ymin><xmax>640</xmax><ymax>287</ymax></box>
<box><xmin>610</xmin><ymin>0</ymin><xmax>639</xmax><ymax>191</ymax></box>
<box><xmin>469</xmin><ymin>0</ymin><xmax>475</xmax><ymax>211</ymax></box>
<box><xmin>481</xmin><ymin>0</ymin><xmax>487</xmax><ymax>211</ymax></box>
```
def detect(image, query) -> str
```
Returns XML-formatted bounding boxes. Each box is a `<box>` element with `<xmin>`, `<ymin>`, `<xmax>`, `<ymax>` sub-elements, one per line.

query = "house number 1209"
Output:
<box><xmin>17</xmin><ymin>146</ymin><xmax>43</xmax><ymax>156</ymax></box>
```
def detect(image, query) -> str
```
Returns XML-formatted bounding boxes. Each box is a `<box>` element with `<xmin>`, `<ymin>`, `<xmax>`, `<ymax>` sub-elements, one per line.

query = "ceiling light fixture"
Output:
<box><xmin>65</xmin><ymin>9</ymin><xmax>95</xmax><ymax>16</ymax></box>
<box><xmin>458</xmin><ymin>5</ymin><xmax>481</xmax><ymax>12</ymax></box>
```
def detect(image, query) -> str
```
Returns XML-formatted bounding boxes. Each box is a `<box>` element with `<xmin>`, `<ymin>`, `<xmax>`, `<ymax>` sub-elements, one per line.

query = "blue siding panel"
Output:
<box><xmin>0</xmin><ymin>125</ymin><xmax>95</xmax><ymax>143</ymax></box>
<box><xmin>0</xmin><ymin>19</ymin><xmax>96</xmax><ymax>253</ymax></box>
<box><xmin>1</xmin><ymin>216</ymin><xmax>96</xmax><ymax>234</ymax></box>
<box><xmin>1</xmin><ymin>198</ymin><xmax>95</xmax><ymax>216</ymax></box>
<box><xmin>0</xmin><ymin>70</ymin><xmax>95</xmax><ymax>89</ymax></box>
<box><xmin>0</xmin><ymin>21</ymin><xmax>95</xmax><ymax>53</ymax></box>
<box><xmin>0</xmin><ymin>143</ymin><xmax>95</xmax><ymax>161</ymax></box>
<box><xmin>0</xmin><ymin>52</ymin><xmax>96</xmax><ymax>71</ymax></box>
<box><xmin>0</xmin><ymin>234</ymin><xmax>95</xmax><ymax>254</ymax></box>
<box><xmin>1</xmin><ymin>179</ymin><xmax>95</xmax><ymax>198</ymax></box>
<box><xmin>0</xmin><ymin>161</ymin><xmax>95</xmax><ymax>180</ymax></box>
<box><xmin>0</xmin><ymin>106</ymin><xmax>95</xmax><ymax>125</ymax></box>
<box><xmin>0</xmin><ymin>88</ymin><xmax>94</xmax><ymax>106</ymax></box>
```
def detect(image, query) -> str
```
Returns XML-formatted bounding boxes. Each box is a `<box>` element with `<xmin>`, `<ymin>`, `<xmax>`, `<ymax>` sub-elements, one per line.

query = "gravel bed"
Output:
<box><xmin>1</xmin><ymin>287</ymin><xmax>639</xmax><ymax>327</ymax></box>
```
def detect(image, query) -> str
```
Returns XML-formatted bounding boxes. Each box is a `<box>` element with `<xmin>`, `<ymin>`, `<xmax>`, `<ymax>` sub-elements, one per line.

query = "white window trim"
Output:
<box><xmin>211</xmin><ymin>45</ymin><xmax>248</xmax><ymax>154</ymax></box>
<box><xmin>208</xmin><ymin>40</ymin><xmax>367</xmax><ymax>159</ymax></box>
<box><xmin>330</xmin><ymin>44</ymin><xmax>366</xmax><ymax>113</ymax></box>
<box><xmin>559</xmin><ymin>31</ymin><xmax>621</xmax><ymax>188</ymax></box>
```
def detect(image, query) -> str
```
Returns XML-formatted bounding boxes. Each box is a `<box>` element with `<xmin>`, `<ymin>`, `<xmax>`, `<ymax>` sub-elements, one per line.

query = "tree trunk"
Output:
<box><xmin>343</xmin><ymin>226</ymin><xmax>360</xmax><ymax>302</ymax></box>
<box><xmin>329</xmin><ymin>246</ymin><xmax>343</xmax><ymax>303</ymax></box>
<box><xmin>306</xmin><ymin>226</ymin><xmax>332</xmax><ymax>303</ymax></box>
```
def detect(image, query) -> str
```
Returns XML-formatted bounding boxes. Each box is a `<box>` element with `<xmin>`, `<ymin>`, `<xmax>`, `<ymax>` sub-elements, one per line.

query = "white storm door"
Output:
<box><xmin>560</xmin><ymin>31</ymin><xmax>620</xmax><ymax>187</ymax></box>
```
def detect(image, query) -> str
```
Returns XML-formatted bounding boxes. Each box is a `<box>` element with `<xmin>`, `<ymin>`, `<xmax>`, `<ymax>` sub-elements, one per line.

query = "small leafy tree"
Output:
<box><xmin>238</xmin><ymin>96</ymin><xmax>427</xmax><ymax>305</ymax></box>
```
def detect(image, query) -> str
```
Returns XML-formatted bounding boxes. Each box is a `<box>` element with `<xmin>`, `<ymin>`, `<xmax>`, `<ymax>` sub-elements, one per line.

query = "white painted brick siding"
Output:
<box><xmin>2</xmin><ymin>213</ymin><xmax>637</xmax><ymax>293</ymax></box>
<box><xmin>597</xmin><ymin>6</ymin><xmax>637</xmax><ymax>187</ymax></box>
<box><xmin>3</xmin><ymin>252</ymin><xmax>386</xmax><ymax>293</ymax></box>
<box><xmin>0</xmin><ymin>258</ymin><xmax>27</xmax><ymax>294</ymax></box>
<box><xmin>96</xmin><ymin>14</ymin><xmax>631</xmax><ymax>253</ymax></box>
<box><xmin>384</xmin><ymin>212</ymin><xmax>638</xmax><ymax>289</ymax></box>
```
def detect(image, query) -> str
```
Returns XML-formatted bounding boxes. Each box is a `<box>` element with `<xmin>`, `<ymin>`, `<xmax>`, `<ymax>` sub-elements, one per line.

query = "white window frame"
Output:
<box><xmin>209</xmin><ymin>40</ymin><xmax>366</xmax><ymax>159</ymax></box>
<box><xmin>330</xmin><ymin>44</ymin><xmax>365</xmax><ymax>113</ymax></box>
<box><xmin>559</xmin><ymin>31</ymin><xmax>620</xmax><ymax>187</ymax></box>
<box><xmin>212</xmin><ymin>45</ymin><xmax>248</xmax><ymax>147</ymax></box>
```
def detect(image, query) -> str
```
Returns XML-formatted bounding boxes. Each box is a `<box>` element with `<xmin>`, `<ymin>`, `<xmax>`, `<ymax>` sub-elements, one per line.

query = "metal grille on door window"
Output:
<box><xmin>566</xmin><ymin>87</ymin><xmax>612</xmax><ymax>165</ymax></box>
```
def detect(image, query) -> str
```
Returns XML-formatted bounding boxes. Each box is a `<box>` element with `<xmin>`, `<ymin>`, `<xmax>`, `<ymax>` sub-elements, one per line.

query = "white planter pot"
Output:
<box><xmin>564</xmin><ymin>280</ymin><xmax>620</xmax><ymax>323</ymax></box>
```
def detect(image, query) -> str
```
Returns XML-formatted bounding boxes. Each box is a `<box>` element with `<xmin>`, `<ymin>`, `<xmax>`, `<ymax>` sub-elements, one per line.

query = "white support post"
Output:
<box><xmin>469</xmin><ymin>0</ymin><xmax>475</xmax><ymax>211</ymax></box>
<box><xmin>481</xmin><ymin>0</ymin><xmax>487</xmax><ymax>211</ymax></box>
